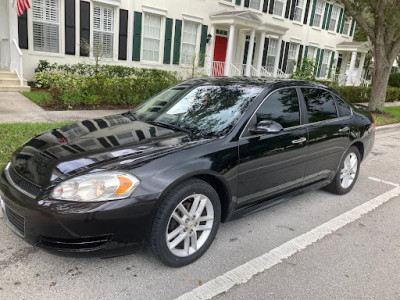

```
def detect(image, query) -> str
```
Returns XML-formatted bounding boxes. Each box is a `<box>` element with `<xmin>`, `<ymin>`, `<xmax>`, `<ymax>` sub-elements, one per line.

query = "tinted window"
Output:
<box><xmin>335</xmin><ymin>96</ymin><xmax>352</xmax><ymax>117</ymax></box>
<box><xmin>301</xmin><ymin>88</ymin><xmax>338</xmax><ymax>123</ymax></box>
<box><xmin>256</xmin><ymin>88</ymin><xmax>300</xmax><ymax>128</ymax></box>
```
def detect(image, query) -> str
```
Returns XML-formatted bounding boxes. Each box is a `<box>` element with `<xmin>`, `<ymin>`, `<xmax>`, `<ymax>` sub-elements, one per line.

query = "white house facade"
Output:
<box><xmin>0</xmin><ymin>0</ymin><xmax>369</xmax><ymax>90</ymax></box>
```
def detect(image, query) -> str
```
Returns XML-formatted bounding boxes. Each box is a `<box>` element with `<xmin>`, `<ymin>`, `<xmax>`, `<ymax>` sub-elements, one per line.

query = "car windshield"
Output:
<box><xmin>131</xmin><ymin>82</ymin><xmax>263</xmax><ymax>137</ymax></box>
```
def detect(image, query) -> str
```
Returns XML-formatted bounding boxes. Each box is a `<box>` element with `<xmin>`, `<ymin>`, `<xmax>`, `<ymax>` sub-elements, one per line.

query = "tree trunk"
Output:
<box><xmin>369</xmin><ymin>47</ymin><xmax>392</xmax><ymax>113</ymax></box>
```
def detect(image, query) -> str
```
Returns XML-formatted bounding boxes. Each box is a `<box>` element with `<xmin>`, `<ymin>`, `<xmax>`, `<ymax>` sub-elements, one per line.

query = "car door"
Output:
<box><xmin>300</xmin><ymin>88</ymin><xmax>351</xmax><ymax>185</ymax></box>
<box><xmin>237</xmin><ymin>87</ymin><xmax>308</xmax><ymax>207</ymax></box>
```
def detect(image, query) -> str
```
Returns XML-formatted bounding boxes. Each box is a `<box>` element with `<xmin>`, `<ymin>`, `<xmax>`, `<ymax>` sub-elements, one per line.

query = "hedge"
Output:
<box><xmin>47</xmin><ymin>73</ymin><xmax>180</xmax><ymax>106</ymax></box>
<box><xmin>388</xmin><ymin>73</ymin><xmax>400</xmax><ymax>88</ymax></box>
<box><xmin>332</xmin><ymin>86</ymin><xmax>400</xmax><ymax>103</ymax></box>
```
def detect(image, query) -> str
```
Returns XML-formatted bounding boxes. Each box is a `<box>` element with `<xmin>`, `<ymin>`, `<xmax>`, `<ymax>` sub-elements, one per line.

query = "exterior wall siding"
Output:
<box><xmin>19</xmin><ymin>0</ymin><xmax>355</xmax><ymax>80</ymax></box>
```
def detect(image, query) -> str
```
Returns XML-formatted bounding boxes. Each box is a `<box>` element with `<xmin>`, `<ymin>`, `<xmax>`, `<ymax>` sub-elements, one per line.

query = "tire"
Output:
<box><xmin>150</xmin><ymin>178</ymin><xmax>221</xmax><ymax>267</ymax></box>
<box><xmin>325</xmin><ymin>146</ymin><xmax>361</xmax><ymax>195</ymax></box>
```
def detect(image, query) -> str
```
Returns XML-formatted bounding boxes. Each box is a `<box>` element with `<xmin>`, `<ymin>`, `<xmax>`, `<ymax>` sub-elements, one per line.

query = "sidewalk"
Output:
<box><xmin>0</xmin><ymin>92</ymin><xmax>126</xmax><ymax>123</ymax></box>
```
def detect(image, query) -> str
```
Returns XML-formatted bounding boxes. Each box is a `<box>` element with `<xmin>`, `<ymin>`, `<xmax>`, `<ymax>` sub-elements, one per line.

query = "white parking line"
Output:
<box><xmin>176</xmin><ymin>184</ymin><xmax>400</xmax><ymax>300</ymax></box>
<box><xmin>368</xmin><ymin>176</ymin><xmax>399</xmax><ymax>187</ymax></box>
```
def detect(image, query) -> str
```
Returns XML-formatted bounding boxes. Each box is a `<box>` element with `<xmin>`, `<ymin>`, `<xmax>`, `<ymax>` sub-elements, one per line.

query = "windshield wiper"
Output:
<box><xmin>147</xmin><ymin>121</ymin><xmax>192</xmax><ymax>134</ymax></box>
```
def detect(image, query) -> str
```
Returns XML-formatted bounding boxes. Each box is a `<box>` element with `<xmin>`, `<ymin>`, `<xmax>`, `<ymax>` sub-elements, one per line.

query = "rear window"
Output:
<box><xmin>301</xmin><ymin>88</ymin><xmax>338</xmax><ymax>123</ymax></box>
<box><xmin>335</xmin><ymin>96</ymin><xmax>352</xmax><ymax>117</ymax></box>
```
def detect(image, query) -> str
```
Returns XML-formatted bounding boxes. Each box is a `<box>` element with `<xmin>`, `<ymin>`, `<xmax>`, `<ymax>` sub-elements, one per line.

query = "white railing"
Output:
<box><xmin>360</xmin><ymin>78</ymin><xmax>371</xmax><ymax>87</ymax></box>
<box><xmin>229</xmin><ymin>63</ymin><xmax>242</xmax><ymax>77</ymax></box>
<box><xmin>211</xmin><ymin>61</ymin><xmax>225</xmax><ymax>77</ymax></box>
<box><xmin>0</xmin><ymin>38</ymin><xmax>10</xmax><ymax>69</ymax></box>
<box><xmin>250</xmin><ymin>65</ymin><xmax>261</xmax><ymax>77</ymax></box>
<box><xmin>277</xmin><ymin>68</ymin><xmax>290</xmax><ymax>79</ymax></box>
<box><xmin>12</xmin><ymin>39</ymin><xmax>23</xmax><ymax>86</ymax></box>
<box><xmin>260</xmin><ymin>66</ymin><xmax>272</xmax><ymax>77</ymax></box>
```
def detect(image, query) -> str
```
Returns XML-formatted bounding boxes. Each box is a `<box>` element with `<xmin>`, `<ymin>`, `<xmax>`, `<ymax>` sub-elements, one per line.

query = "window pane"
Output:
<box><xmin>301</xmin><ymin>88</ymin><xmax>338</xmax><ymax>122</ymax></box>
<box><xmin>335</xmin><ymin>96</ymin><xmax>352</xmax><ymax>117</ymax></box>
<box><xmin>143</xmin><ymin>14</ymin><xmax>162</xmax><ymax>62</ymax></box>
<box><xmin>256</xmin><ymin>88</ymin><xmax>300</xmax><ymax>128</ymax></box>
<box><xmin>294</xmin><ymin>0</ymin><xmax>304</xmax><ymax>22</ymax></box>
<box><xmin>328</xmin><ymin>6</ymin><xmax>338</xmax><ymax>31</ymax></box>
<box><xmin>250</xmin><ymin>0</ymin><xmax>261</xmax><ymax>10</ymax></box>
<box><xmin>273</xmin><ymin>0</ymin><xmax>284</xmax><ymax>16</ymax></box>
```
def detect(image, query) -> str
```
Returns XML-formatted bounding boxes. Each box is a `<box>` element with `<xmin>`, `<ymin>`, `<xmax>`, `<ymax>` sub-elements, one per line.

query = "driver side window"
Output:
<box><xmin>256</xmin><ymin>88</ymin><xmax>301</xmax><ymax>128</ymax></box>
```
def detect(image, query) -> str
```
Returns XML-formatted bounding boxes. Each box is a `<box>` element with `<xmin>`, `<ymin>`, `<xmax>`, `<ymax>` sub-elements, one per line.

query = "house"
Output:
<box><xmin>0</xmin><ymin>0</ymin><xmax>369</xmax><ymax>92</ymax></box>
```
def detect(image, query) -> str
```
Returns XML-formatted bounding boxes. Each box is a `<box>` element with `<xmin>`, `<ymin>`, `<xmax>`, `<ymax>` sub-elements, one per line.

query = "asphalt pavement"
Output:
<box><xmin>0</xmin><ymin>116</ymin><xmax>400</xmax><ymax>299</ymax></box>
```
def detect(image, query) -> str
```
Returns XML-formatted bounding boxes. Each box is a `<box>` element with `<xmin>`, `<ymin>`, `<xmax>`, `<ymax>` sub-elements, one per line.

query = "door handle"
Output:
<box><xmin>339</xmin><ymin>127</ymin><xmax>350</xmax><ymax>133</ymax></box>
<box><xmin>292</xmin><ymin>137</ymin><xmax>307</xmax><ymax>144</ymax></box>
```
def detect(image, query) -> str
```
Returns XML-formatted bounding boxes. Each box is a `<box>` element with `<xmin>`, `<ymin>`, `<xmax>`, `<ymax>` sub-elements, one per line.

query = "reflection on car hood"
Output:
<box><xmin>11</xmin><ymin>113</ymin><xmax>203</xmax><ymax>186</ymax></box>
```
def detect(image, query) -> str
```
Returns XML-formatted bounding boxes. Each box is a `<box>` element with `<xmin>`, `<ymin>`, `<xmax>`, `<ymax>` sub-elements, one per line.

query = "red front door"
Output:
<box><xmin>212</xmin><ymin>36</ymin><xmax>228</xmax><ymax>77</ymax></box>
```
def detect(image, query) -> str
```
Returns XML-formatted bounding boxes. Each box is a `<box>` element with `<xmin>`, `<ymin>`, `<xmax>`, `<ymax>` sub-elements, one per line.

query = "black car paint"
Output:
<box><xmin>0</xmin><ymin>78</ymin><xmax>375</xmax><ymax>253</ymax></box>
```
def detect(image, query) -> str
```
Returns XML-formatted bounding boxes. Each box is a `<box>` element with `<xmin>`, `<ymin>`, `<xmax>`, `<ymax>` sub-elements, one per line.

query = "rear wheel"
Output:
<box><xmin>325</xmin><ymin>146</ymin><xmax>361</xmax><ymax>195</ymax></box>
<box><xmin>150</xmin><ymin>179</ymin><xmax>221</xmax><ymax>267</ymax></box>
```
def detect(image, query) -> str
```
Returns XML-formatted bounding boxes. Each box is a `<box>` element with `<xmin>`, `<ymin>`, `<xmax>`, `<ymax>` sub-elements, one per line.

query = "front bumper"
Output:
<box><xmin>0</xmin><ymin>169</ymin><xmax>159</xmax><ymax>254</ymax></box>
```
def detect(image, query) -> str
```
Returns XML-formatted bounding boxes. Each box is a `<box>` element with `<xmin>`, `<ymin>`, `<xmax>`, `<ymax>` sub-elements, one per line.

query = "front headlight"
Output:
<box><xmin>51</xmin><ymin>172</ymin><xmax>140</xmax><ymax>202</ymax></box>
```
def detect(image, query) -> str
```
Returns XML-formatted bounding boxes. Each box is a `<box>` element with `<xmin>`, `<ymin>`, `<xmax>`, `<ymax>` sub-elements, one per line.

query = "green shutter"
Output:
<box><xmin>337</xmin><ymin>8</ymin><xmax>343</xmax><ymax>33</ymax></box>
<box><xmin>340</xmin><ymin>13</ymin><xmax>346</xmax><ymax>33</ymax></box>
<box><xmin>163</xmin><ymin>18</ymin><xmax>173</xmax><ymax>64</ymax></box>
<box><xmin>314</xmin><ymin>48</ymin><xmax>320</xmax><ymax>75</ymax></box>
<box><xmin>199</xmin><ymin>25</ymin><xmax>208</xmax><ymax>67</ymax></box>
<box><xmin>325</xmin><ymin>4</ymin><xmax>333</xmax><ymax>30</ymax></box>
<box><xmin>328</xmin><ymin>51</ymin><xmax>335</xmax><ymax>78</ymax></box>
<box><xmin>173</xmin><ymin>19</ymin><xmax>182</xmax><ymax>65</ymax></box>
<box><xmin>317</xmin><ymin>49</ymin><xmax>324</xmax><ymax>77</ymax></box>
<box><xmin>132</xmin><ymin>11</ymin><xmax>142</xmax><ymax>61</ymax></box>
<box><xmin>235</xmin><ymin>0</ymin><xmax>241</xmax><ymax>5</ymax></box>
<box><xmin>309</xmin><ymin>0</ymin><xmax>317</xmax><ymax>26</ymax></box>
<box><xmin>304</xmin><ymin>45</ymin><xmax>309</xmax><ymax>58</ymax></box>
<box><xmin>349</xmin><ymin>19</ymin><xmax>355</xmax><ymax>36</ymax></box>
<box><xmin>321</xmin><ymin>3</ymin><xmax>329</xmax><ymax>29</ymax></box>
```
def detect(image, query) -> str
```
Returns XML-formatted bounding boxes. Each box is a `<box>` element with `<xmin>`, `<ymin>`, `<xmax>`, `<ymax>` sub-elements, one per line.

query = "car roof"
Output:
<box><xmin>180</xmin><ymin>77</ymin><xmax>330</xmax><ymax>90</ymax></box>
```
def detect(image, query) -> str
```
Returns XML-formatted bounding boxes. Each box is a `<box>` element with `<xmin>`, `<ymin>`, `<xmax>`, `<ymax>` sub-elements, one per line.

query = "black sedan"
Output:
<box><xmin>0</xmin><ymin>78</ymin><xmax>375</xmax><ymax>267</ymax></box>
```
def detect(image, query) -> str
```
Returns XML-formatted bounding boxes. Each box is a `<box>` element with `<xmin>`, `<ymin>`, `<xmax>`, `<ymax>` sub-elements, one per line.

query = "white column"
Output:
<box><xmin>347</xmin><ymin>51</ymin><xmax>357</xmax><ymax>85</ymax></box>
<box><xmin>273</xmin><ymin>35</ymin><xmax>283</xmax><ymax>77</ymax></box>
<box><xmin>207</xmin><ymin>25</ymin><xmax>215</xmax><ymax>76</ymax></box>
<box><xmin>224</xmin><ymin>24</ymin><xmax>236</xmax><ymax>76</ymax></box>
<box><xmin>127</xmin><ymin>0</ymin><xmax>135</xmax><ymax>66</ymax></box>
<box><xmin>355</xmin><ymin>52</ymin><xmax>366</xmax><ymax>85</ymax></box>
<box><xmin>256</xmin><ymin>31</ymin><xmax>266</xmax><ymax>76</ymax></box>
<box><xmin>8</xmin><ymin>0</ymin><xmax>19</xmax><ymax>73</ymax></box>
<box><xmin>245</xmin><ymin>28</ymin><xmax>256</xmax><ymax>77</ymax></box>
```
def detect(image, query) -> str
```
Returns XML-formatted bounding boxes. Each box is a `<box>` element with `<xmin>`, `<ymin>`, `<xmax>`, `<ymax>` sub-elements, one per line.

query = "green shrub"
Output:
<box><xmin>331</xmin><ymin>86</ymin><xmax>400</xmax><ymax>103</ymax></box>
<box><xmin>48</xmin><ymin>72</ymin><xmax>179</xmax><ymax>107</ymax></box>
<box><xmin>386</xmin><ymin>87</ymin><xmax>400</xmax><ymax>102</ymax></box>
<box><xmin>388</xmin><ymin>73</ymin><xmax>400</xmax><ymax>88</ymax></box>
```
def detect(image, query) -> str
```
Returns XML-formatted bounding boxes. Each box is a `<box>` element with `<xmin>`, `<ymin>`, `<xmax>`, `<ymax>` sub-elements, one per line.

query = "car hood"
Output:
<box><xmin>11</xmin><ymin>113</ymin><xmax>203</xmax><ymax>187</ymax></box>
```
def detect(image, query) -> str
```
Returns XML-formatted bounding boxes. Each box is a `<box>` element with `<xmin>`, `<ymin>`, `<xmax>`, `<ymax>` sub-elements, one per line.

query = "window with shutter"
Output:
<box><xmin>142</xmin><ymin>14</ymin><xmax>162</xmax><ymax>62</ymax></box>
<box><xmin>312</xmin><ymin>0</ymin><xmax>323</xmax><ymax>27</ymax></box>
<box><xmin>293</xmin><ymin>0</ymin><xmax>304</xmax><ymax>22</ymax></box>
<box><xmin>273</xmin><ymin>0</ymin><xmax>285</xmax><ymax>16</ymax></box>
<box><xmin>286</xmin><ymin>42</ymin><xmax>298</xmax><ymax>74</ymax></box>
<box><xmin>319</xmin><ymin>50</ymin><xmax>330</xmax><ymax>77</ymax></box>
<box><xmin>328</xmin><ymin>6</ymin><xmax>338</xmax><ymax>31</ymax></box>
<box><xmin>342</xmin><ymin>17</ymin><xmax>351</xmax><ymax>35</ymax></box>
<box><xmin>180</xmin><ymin>21</ymin><xmax>199</xmax><ymax>65</ymax></box>
<box><xmin>266</xmin><ymin>39</ymin><xmax>278</xmax><ymax>73</ymax></box>
<box><xmin>307</xmin><ymin>46</ymin><xmax>316</xmax><ymax>60</ymax></box>
<box><xmin>32</xmin><ymin>0</ymin><xmax>59</xmax><ymax>53</ymax></box>
<box><xmin>249</xmin><ymin>0</ymin><xmax>261</xmax><ymax>10</ymax></box>
<box><xmin>93</xmin><ymin>5</ymin><xmax>114</xmax><ymax>58</ymax></box>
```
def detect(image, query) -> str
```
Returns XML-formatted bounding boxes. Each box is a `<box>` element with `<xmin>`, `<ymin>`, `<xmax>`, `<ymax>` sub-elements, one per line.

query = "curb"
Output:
<box><xmin>376</xmin><ymin>123</ymin><xmax>400</xmax><ymax>131</ymax></box>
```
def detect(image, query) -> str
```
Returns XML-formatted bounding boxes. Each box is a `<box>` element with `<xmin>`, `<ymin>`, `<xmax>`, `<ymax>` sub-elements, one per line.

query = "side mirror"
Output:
<box><xmin>249</xmin><ymin>120</ymin><xmax>284</xmax><ymax>135</ymax></box>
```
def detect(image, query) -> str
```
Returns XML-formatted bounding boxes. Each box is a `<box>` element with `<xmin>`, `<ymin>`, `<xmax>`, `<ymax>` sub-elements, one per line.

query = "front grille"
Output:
<box><xmin>6</xmin><ymin>166</ymin><xmax>41</xmax><ymax>198</ymax></box>
<box><xmin>5</xmin><ymin>206</ymin><xmax>25</xmax><ymax>237</ymax></box>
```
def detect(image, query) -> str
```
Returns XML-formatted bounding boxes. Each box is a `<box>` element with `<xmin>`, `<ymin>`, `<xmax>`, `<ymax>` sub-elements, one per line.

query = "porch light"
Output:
<box><xmin>206</xmin><ymin>34</ymin><xmax>212</xmax><ymax>43</ymax></box>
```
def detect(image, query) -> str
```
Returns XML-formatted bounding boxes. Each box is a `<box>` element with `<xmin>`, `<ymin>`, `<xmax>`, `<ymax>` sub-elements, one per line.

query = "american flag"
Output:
<box><xmin>17</xmin><ymin>0</ymin><xmax>30</xmax><ymax>17</ymax></box>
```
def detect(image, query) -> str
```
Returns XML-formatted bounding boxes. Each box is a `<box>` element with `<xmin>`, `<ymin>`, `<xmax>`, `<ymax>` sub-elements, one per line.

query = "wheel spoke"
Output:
<box><xmin>350</xmin><ymin>155</ymin><xmax>357</xmax><ymax>168</ymax></box>
<box><xmin>169</xmin><ymin>232</ymin><xmax>186</xmax><ymax>250</ymax></box>
<box><xmin>172</xmin><ymin>212</ymin><xmax>186</xmax><ymax>225</ymax></box>
<box><xmin>198</xmin><ymin>216</ymin><xmax>213</xmax><ymax>222</ymax></box>
<box><xmin>177</xmin><ymin>204</ymin><xmax>191</xmax><ymax>219</ymax></box>
<box><xmin>197</xmin><ymin>224</ymin><xmax>212</xmax><ymax>231</ymax></box>
<box><xmin>189</xmin><ymin>195</ymin><xmax>201</xmax><ymax>216</ymax></box>
<box><xmin>191</xmin><ymin>233</ymin><xmax>198</xmax><ymax>251</ymax></box>
<box><xmin>343</xmin><ymin>175</ymin><xmax>349</xmax><ymax>189</ymax></box>
<box><xmin>340</xmin><ymin>172</ymin><xmax>346</xmax><ymax>179</ymax></box>
<box><xmin>195</xmin><ymin>199</ymin><xmax>207</xmax><ymax>219</ymax></box>
<box><xmin>167</xmin><ymin>225</ymin><xmax>184</xmax><ymax>242</ymax></box>
<box><xmin>184</xmin><ymin>235</ymin><xmax>190</xmax><ymax>255</ymax></box>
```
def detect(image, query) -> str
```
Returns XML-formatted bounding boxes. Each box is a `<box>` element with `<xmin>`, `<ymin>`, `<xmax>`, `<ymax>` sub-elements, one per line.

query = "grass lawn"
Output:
<box><xmin>0</xmin><ymin>122</ymin><xmax>71</xmax><ymax>172</ymax></box>
<box><xmin>373</xmin><ymin>106</ymin><xmax>400</xmax><ymax>126</ymax></box>
<box><xmin>21</xmin><ymin>91</ymin><xmax>52</xmax><ymax>105</ymax></box>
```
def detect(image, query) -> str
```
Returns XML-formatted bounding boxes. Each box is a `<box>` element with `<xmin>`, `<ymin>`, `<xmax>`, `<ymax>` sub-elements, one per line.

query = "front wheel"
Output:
<box><xmin>150</xmin><ymin>179</ymin><xmax>221</xmax><ymax>267</ymax></box>
<box><xmin>325</xmin><ymin>146</ymin><xmax>361</xmax><ymax>195</ymax></box>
